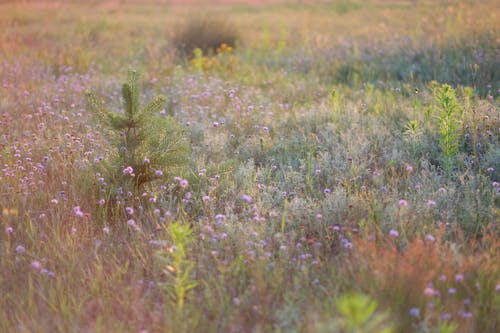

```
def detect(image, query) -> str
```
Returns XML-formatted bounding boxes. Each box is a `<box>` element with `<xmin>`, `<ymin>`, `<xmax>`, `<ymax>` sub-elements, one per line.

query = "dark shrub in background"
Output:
<box><xmin>173</xmin><ymin>14</ymin><xmax>239</xmax><ymax>58</ymax></box>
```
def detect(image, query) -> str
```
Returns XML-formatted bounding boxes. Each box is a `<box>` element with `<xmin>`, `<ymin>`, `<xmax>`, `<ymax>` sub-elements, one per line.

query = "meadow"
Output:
<box><xmin>0</xmin><ymin>0</ymin><xmax>499</xmax><ymax>332</ymax></box>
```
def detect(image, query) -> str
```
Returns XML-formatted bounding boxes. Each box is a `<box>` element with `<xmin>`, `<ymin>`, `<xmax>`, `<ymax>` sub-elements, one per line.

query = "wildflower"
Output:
<box><xmin>6</xmin><ymin>226</ymin><xmax>13</xmax><ymax>234</ymax></box>
<box><xmin>155</xmin><ymin>170</ymin><xmax>163</xmax><ymax>176</ymax></box>
<box><xmin>103</xmin><ymin>227</ymin><xmax>110</xmax><ymax>234</ymax></box>
<box><xmin>438</xmin><ymin>187</ymin><xmax>447</xmax><ymax>193</ymax></box>
<box><xmin>458</xmin><ymin>311</ymin><xmax>473</xmax><ymax>319</ymax></box>
<box><xmin>409</xmin><ymin>308</ymin><xmax>420</xmax><ymax>317</ymax></box>
<box><xmin>31</xmin><ymin>260</ymin><xmax>41</xmax><ymax>270</ymax></box>
<box><xmin>71</xmin><ymin>227</ymin><xmax>77</xmax><ymax>234</ymax></box>
<box><xmin>180</xmin><ymin>179</ymin><xmax>189</xmax><ymax>189</ymax></box>
<box><xmin>455</xmin><ymin>274</ymin><xmax>464</xmax><ymax>282</ymax></box>
<box><xmin>448</xmin><ymin>288</ymin><xmax>456</xmax><ymax>294</ymax></box>
<box><xmin>123</xmin><ymin>166</ymin><xmax>134</xmax><ymax>175</ymax></box>
<box><xmin>215</xmin><ymin>214</ymin><xmax>225</xmax><ymax>221</ymax></box>
<box><xmin>73</xmin><ymin>206</ymin><xmax>84</xmax><ymax>218</ymax></box>
<box><xmin>486</xmin><ymin>167</ymin><xmax>494</xmax><ymax>172</ymax></box>
<box><xmin>232</xmin><ymin>297</ymin><xmax>240</xmax><ymax>305</ymax></box>
<box><xmin>439</xmin><ymin>275</ymin><xmax>447</xmax><ymax>282</ymax></box>
<box><xmin>424</xmin><ymin>287</ymin><xmax>435</xmax><ymax>297</ymax></box>
<box><xmin>16</xmin><ymin>245</ymin><xmax>25</xmax><ymax>254</ymax></box>
<box><xmin>50</xmin><ymin>199</ymin><xmax>58</xmax><ymax>205</ymax></box>
<box><xmin>202</xmin><ymin>195</ymin><xmax>210</xmax><ymax>202</ymax></box>
<box><xmin>143</xmin><ymin>158</ymin><xmax>150</xmax><ymax>163</ymax></box>
<box><xmin>398</xmin><ymin>199</ymin><xmax>408</xmax><ymax>207</ymax></box>
<box><xmin>242</xmin><ymin>194</ymin><xmax>251</xmax><ymax>203</ymax></box>
<box><xmin>98</xmin><ymin>199</ymin><xmax>105</xmax><ymax>205</ymax></box>
<box><xmin>495</xmin><ymin>284</ymin><xmax>500</xmax><ymax>292</ymax></box>
<box><xmin>125</xmin><ymin>207</ymin><xmax>134</xmax><ymax>215</ymax></box>
<box><xmin>441</xmin><ymin>313</ymin><xmax>452</xmax><ymax>320</ymax></box>
<box><xmin>389</xmin><ymin>229</ymin><xmax>399</xmax><ymax>238</ymax></box>
<box><xmin>425</xmin><ymin>234</ymin><xmax>436</xmax><ymax>242</ymax></box>
<box><xmin>324</xmin><ymin>188</ymin><xmax>331</xmax><ymax>194</ymax></box>
<box><xmin>127</xmin><ymin>219</ymin><xmax>136</xmax><ymax>226</ymax></box>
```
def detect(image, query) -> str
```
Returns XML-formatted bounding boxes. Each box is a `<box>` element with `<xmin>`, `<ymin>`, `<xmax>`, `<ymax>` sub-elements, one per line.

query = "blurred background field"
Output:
<box><xmin>0</xmin><ymin>1</ymin><xmax>499</xmax><ymax>332</ymax></box>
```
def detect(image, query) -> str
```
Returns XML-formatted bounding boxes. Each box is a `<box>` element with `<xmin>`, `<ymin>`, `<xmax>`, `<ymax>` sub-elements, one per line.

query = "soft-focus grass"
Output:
<box><xmin>1</xmin><ymin>0</ymin><xmax>499</xmax><ymax>332</ymax></box>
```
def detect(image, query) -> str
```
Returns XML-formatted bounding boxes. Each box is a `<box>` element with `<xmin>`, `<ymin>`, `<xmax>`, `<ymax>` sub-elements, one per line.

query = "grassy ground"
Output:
<box><xmin>1</xmin><ymin>0</ymin><xmax>499</xmax><ymax>332</ymax></box>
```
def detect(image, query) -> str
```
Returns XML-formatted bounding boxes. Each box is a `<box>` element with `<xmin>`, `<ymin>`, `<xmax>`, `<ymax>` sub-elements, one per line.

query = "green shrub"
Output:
<box><xmin>173</xmin><ymin>14</ymin><xmax>238</xmax><ymax>58</ymax></box>
<box><xmin>85</xmin><ymin>69</ymin><xmax>189</xmax><ymax>198</ymax></box>
<box><xmin>433</xmin><ymin>83</ymin><xmax>462</xmax><ymax>176</ymax></box>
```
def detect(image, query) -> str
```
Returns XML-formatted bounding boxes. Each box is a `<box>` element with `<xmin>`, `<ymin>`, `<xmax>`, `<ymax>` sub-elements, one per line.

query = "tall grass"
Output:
<box><xmin>0</xmin><ymin>0</ymin><xmax>499</xmax><ymax>332</ymax></box>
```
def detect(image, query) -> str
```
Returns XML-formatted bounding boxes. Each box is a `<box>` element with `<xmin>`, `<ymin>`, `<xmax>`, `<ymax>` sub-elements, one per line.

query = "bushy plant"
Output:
<box><xmin>85</xmin><ymin>69</ymin><xmax>189</xmax><ymax>196</ymax></box>
<box><xmin>173</xmin><ymin>14</ymin><xmax>238</xmax><ymax>58</ymax></box>
<box><xmin>334</xmin><ymin>292</ymin><xmax>394</xmax><ymax>333</ymax></box>
<box><xmin>433</xmin><ymin>83</ymin><xmax>462</xmax><ymax>175</ymax></box>
<box><xmin>156</xmin><ymin>222</ymin><xmax>197</xmax><ymax>311</ymax></box>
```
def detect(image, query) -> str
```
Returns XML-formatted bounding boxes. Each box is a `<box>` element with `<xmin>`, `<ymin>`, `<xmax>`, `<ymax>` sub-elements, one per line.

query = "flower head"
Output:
<box><xmin>123</xmin><ymin>166</ymin><xmax>134</xmax><ymax>175</ymax></box>
<box><xmin>31</xmin><ymin>260</ymin><xmax>41</xmax><ymax>270</ymax></box>
<box><xmin>16</xmin><ymin>245</ymin><xmax>25</xmax><ymax>254</ymax></box>
<box><xmin>424</xmin><ymin>287</ymin><xmax>435</xmax><ymax>297</ymax></box>
<box><xmin>409</xmin><ymin>308</ymin><xmax>420</xmax><ymax>317</ymax></box>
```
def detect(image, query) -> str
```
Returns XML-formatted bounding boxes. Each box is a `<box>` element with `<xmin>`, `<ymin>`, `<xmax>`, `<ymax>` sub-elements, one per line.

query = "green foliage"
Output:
<box><xmin>435</xmin><ymin>321</ymin><xmax>459</xmax><ymax>333</ymax></box>
<box><xmin>403</xmin><ymin>120</ymin><xmax>423</xmax><ymax>142</ymax></box>
<box><xmin>433</xmin><ymin>83</ymin><xmax>462</xmax><ymax>175</ymax></box>
<box><xmin>156</xmin><ymin>222</ymin><xmax>197</xmax><ymax>311</ymax></box>
<box><xmin>335</xmin><ymin>293</ymin><xmax>394</xmax><ymax>333</ymax></box>
<box><xmin>173</xmin><ymin>14</ymin><xmax>238</xmax><ymax>58</ymax></box>
<box><xmin>403</xmin><ymin>120</ymin><xmax>423</xmax><ymax>163</ymax></box>
<box><xmin>86</xmin><ymin>69</ymin><xmax>189</xmax><ymax>194</ymax></box>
